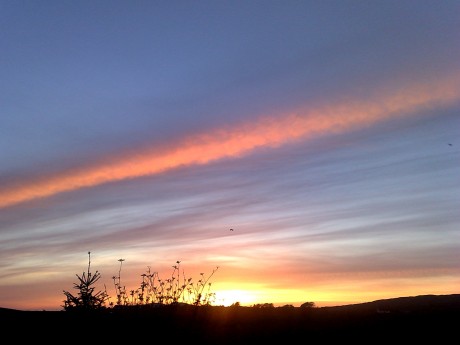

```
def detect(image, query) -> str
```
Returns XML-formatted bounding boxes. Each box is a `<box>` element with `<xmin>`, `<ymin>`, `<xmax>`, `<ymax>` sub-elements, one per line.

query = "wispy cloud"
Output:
<box><xmin>1</xmin><ymin>76</ymin><xmax>458</xmax><ymax>209</ymax></box>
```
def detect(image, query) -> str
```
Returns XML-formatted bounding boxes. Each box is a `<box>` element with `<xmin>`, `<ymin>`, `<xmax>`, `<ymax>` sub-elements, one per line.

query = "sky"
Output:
<box><xmin>1</xmin><ymin>0</ymin><xmax>459</xmax><ymax>311</ymax></box>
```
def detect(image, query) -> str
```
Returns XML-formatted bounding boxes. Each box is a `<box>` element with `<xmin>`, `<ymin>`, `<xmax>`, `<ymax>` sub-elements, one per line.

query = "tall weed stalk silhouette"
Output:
<box><xmin>109</xmin><ymin>258</ymin><xmax>219</xmax><ymax>307</ymax></box>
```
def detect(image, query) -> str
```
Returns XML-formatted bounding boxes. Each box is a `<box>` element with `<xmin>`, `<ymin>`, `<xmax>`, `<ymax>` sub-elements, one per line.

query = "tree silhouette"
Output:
<box><xmin>62</xmin><ymin>252</ymin><xmax>108</xmax><ymax>311</ymax></box>
<box><xmin>300</xmin><ymin>301</ymin><xmax>316</xmax><ymax>309</ymax></box>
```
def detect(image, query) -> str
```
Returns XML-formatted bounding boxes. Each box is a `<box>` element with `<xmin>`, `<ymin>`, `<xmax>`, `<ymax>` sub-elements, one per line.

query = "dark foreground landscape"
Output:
<box><xmin>2</xmin><ymin>294</ymin><xmax>459</xmax><ymax>342</ymax></box>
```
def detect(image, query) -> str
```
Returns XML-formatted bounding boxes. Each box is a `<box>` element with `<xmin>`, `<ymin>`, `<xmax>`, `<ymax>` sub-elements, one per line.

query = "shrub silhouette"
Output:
<box><xmin>252</xmin><ymin>303</ymin><xmax>275</xmax><ymax>308</ymax></box>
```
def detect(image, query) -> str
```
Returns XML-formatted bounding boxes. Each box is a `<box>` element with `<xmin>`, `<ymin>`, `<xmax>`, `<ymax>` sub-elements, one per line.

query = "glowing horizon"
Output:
<box><xmin>9</xmin><ymin>272</ymin><xmax>459</xmax><ymax>311</ymax></box>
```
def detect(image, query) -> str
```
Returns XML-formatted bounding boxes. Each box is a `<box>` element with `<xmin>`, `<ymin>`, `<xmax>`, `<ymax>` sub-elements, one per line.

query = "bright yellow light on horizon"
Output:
<box><xmin>212</xmin><ymin>282</ymin><xmax>321</xmax><ymax>307</ymax></box>
<box><xmin>214</xmin><ymin>289</ymin><xmax>260</xmax><ymax>306</ymax></box>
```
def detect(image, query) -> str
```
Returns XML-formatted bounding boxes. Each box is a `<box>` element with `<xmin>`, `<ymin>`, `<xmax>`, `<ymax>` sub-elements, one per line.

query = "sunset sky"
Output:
<box><xmin>1</xmin><ymin>1</ymin><xmax>459</xmax><ymax>311</ymax></box>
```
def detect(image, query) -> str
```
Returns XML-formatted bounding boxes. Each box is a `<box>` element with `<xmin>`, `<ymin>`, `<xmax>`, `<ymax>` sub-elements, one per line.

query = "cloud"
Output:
<box><xmin>1</xmin><ymin>75</ymin><xmax>458</xmax><ymax>209</ymax></box>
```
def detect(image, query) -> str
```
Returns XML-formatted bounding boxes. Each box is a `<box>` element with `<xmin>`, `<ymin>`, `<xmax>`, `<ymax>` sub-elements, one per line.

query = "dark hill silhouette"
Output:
<box><xmin>320</xmin><ymin>293</ymin><xmax>460</xmax><ymax>313</ymax></box>
<box><xmin>1</xmin><ymin>294</ymin><xmax>459</xmax><ymax>342</ymax></box>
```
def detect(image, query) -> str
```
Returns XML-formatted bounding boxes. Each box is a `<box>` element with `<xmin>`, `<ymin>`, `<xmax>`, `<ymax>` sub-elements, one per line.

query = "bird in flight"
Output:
<box><xmin>230</xmin><ymin>228</ymin><xmax>234</xmax><ymax>231</ymax></box>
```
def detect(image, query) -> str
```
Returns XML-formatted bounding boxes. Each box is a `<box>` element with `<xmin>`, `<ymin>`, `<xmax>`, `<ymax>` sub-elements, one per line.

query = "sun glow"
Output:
<box><xmin>214</xmin><ymin>289</ymin><xmax>260</xmax><ymax>306</ymax></box>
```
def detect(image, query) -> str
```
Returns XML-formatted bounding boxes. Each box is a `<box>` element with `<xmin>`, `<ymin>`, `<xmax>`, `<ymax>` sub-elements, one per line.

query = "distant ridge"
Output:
<box><xmin>319</xmin><ymin>293</ymin><xmax>460</xmax><ymax>313</ymax></box>
<box><xmin>0</xmin><ymin>306</ymin><xmax>25</xmax><ymax>313</ymax></box>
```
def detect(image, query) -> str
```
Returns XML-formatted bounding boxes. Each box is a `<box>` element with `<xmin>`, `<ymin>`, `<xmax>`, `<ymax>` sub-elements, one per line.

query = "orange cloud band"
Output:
<box><xmin>1</xmin><ymin>77</ymin><xmax>459</xmax><ymax>208</ymax></box>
